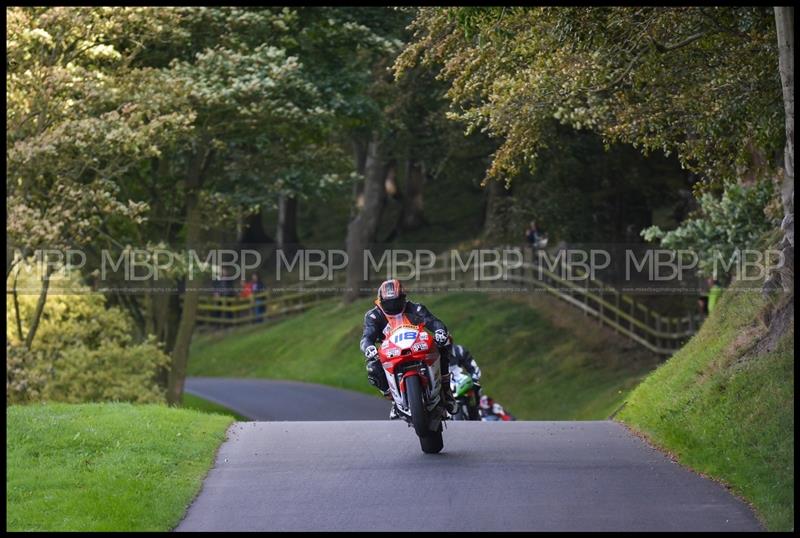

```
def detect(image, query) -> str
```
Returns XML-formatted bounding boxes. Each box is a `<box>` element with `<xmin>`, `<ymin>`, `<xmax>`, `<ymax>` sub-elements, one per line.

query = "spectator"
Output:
<box><xmin>707</xmin><ymin>278</ymin><xmax>723</xmax><ymax>314</ymax></box>
<box><xmin>212</xmin><ymin>267</ymin><xmax>236</xmax><ymax>323</ymax></box>
<box><xmin>240</xmin><ymin>275</ymin><xmax>254</xmax><ymax>299</ymax></box>
<box><xmin>525</xmin><ymin>220</ymin><xmax>539</xmax><ymax>248</ymax></box>
<box><xmin>525</xmin><ymin>220</ymin><xmax>546</xmax><ymax>259</ymax></box>
<box><xmin>241</xmin><ymin>273</ymin><xmax>266</xmax><ymax>323</ymax></box>
<box><xmin>479</xmin><ymin>394</ymin><xmax>516</xmax><ymax>421</ymax></box>
<box><xmin>697</xmin><ymin>277</ymin><xmax>723</xmax><ymax>316</ymax></box>
<box><xmin>697</xmin><ymin>294</ymin><xmax>709</xmax><ymax>316</ymax></box>
<box><xmin>252</xmin><ymin>273</ymin><xmax>267</xmax><ymax>322</ymax></box>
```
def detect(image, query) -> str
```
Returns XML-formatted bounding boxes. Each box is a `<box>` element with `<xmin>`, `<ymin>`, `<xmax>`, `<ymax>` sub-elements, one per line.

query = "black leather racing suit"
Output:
<box><xmin>451</xmin><ymin>344</ymin><xmax>481</xmax><ymax>379</ymax></box>
<box><xmin>450</xmin><ymin>344</ymin><xmax>483</xmax><ymax>402</ymax></box>
<box><xmin>360</xmin><ymin>301</ymin><xmax>451</xmax><ymax>394</ymax></box>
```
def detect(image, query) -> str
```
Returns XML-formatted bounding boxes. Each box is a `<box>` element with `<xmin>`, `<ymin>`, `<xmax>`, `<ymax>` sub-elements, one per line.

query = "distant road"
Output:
<box><xmin>184</xmin><ymin>377</ymin><xmax>389</xmax><ymax>421</ymax></box>
<box><xmin>175</xmin><ymin>420</ymin><xmax>762</xmax><ymax>532</ymax></box>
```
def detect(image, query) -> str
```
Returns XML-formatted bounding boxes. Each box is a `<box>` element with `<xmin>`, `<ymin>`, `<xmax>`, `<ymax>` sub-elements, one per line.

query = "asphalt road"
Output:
<box><xmin>175</xmin><ymin>419</ymin><xmax>762</xmax><ymax>532</ymax></box>
<box><xmin>185</xmin><ymin>377</ymin><xmax>389</xmax><ymax>421</ymax></box>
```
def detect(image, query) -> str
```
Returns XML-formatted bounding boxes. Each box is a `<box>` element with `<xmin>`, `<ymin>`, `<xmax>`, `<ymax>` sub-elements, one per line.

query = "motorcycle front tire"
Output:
<box><xmin>406</xmin><ymin>375</ymin><xmax>429</xmax><ymax>437</ymax></box>
<box><xmin>406</xmin><ymin>375</ymin><xmax>444</xmax><ymax>454</ymax></box>
<box><xmin>419</xmin><ymin>429</ymin><xmax>444</xmax><ymax>454</ymax></box>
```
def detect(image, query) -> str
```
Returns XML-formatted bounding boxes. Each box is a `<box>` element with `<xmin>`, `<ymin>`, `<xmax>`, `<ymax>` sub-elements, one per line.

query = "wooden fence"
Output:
<box><xmin>192</xmin><ymin>246</ymin><xmax>702</xmax><ymax>356</ymax></box>
<box><xmin>194</xmin><ymin>287</ymin><xmax>333</xmax><ymax>326</ymax></box>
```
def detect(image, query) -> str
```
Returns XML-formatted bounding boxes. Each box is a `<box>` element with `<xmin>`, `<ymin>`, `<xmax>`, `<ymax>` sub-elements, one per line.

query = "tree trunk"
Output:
<box><xmin>344</xmin><ymin>134</ymin><xmax>388</xmax><ymax>303</ymax></box>
<box><xmin>350</xmin><ymin>140</ymin><xmax>368</xmax><ymax>218</ymax></box>
<box><xmin>111</xmin><ymin>291</ymin><xmax>146</xmax><ymax>344</ymax></box>
<box><xmin>12</xmin><ymin>265</ymin><xmax>23</xmax><ymax>342</ymax></box>
<box><xmin>24</xmin><ymin>265</ymin><xmax>53</xmax><ymax>350</ymax></box>
<box><xmin>239</xmin><ymin>209</ymin><xmax>273</xmax><ymax>245</ymax></box>
<box><xmin>152</xmin><ymin>290</ymin><xmax>181</xmax><ymax>389</ymax></box>
<box><xmin>166</xmin><ymin>146</ymin><xmax>213</xmax><ymax>405</ymax></box>
<box><xmin>766</xmin><ymin>7</ymin><xmax>794</xmax><ymax>295</ymax></box>
<box><xmin>482</xmin><ymin>179</ymin><xmax>514</xmax><ymax>243</ymax></box>
<box><xmin>7</xmin><ymin>246</ymin><xmax>18</xmax><ymax>283</ymax></box>
<box><xmin>402</xmin><ymin>159</ymin><xmax>427</xmax><ymax>230</ymax></box>
<box><xmin>276</xmin><ymin>194</ymin><xmax>299</xmax><ymax>250</ymax></box>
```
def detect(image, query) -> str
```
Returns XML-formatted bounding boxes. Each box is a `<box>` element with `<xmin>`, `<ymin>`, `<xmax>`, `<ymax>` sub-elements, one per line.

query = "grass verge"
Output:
<box><xmin>189</xmin><ymin>291</ymin><xmax>662</xmax><ymax>420</ymax></box>
<box><xmin>618</xmin><ymin>280</ymin><xmax>794</xmax><ymax>531</ymax></box>
<box><xmin>181</xmin><ymin>392</ymin><xmax>249</xmax><ymax>421</ymax></box>
<box><xmin>6</xmin><ymin>402</ymin><xmax>233</xmax><ymax>531</ymax></box>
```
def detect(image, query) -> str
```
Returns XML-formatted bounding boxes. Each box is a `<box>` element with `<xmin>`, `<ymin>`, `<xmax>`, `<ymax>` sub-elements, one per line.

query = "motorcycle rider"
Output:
<box><xmin>447</xmin><ymin>343</ymin><xmax>483</xmax><ymax>420</ymax></box>
<box><xmin>450</xmin><ymin>343</ymin><xmax>482</xmax><ymax>390</ymax></box>
<box><xmin>479</xmin><ymin>394</ymin><xmax>515</xmax><ymax>421</ymax></box>
<box><xmin>360</xmin><ymin>278</ymin><xmax>458</xmax><ymax>417</ymax></box>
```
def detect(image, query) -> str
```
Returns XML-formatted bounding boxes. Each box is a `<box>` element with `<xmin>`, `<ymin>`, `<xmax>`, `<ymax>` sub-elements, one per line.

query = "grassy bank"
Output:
<box><xmin>181</xmin><ymin>393</ymin><xmax>249</xmax><ymax>421</ymax></box>
<box><xmin>189</xmin><ymin>291</ymin><xmax>662</xmax><ymax>420</ymax></box>
<box><xmin>618</xmin><ymin>280</ymin><xmax>794</xmax><ymax>531</ymax></box>
<box><xmin>6</xmin><ymin>403</ymin><xmax>233</xmax><ymax>531</ymax></box>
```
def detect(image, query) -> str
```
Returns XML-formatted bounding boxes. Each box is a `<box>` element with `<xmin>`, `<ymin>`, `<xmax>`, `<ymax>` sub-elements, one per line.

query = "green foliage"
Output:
<box><xmin>43</xmin><ymin>338</ymin><xmax>170</xmax><ymax>404</ymax></box>
<box><xmin>6</xmin><ymin>345</ymin><xmax>50</xmax><ymax>404</ymax></box>
<box><xmin>6</xmin><ymin>264</ymin><xmax>170</xmax><ymax>405</ymax></box>
<box><xmin>619</xmin><ymin>278</ymin><xmax>794</xmax><ymax>530</ymax></box>
<box><xmin>7</xmin><ymin>7</ymin><xmax>190</xmax><ymax>254</ymax></box>
<box><xmin>642</xmin><ymin>180</ymin><xmax>778</xmax><ymax>278</ymax></box>
<box><xmin>398</xmin><ymin>7</ymin><xmax>783</xmax><ymax>188</ymax></box>
<box><xmin>6</xmin><ymin>403</ymin><xmax>233</xmax><ymax>531</ymax></box>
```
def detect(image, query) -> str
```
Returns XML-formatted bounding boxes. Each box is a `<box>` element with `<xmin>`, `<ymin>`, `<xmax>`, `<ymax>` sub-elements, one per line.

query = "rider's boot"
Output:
<box><xmin>389</xmin><ymin>403</ymin><xmax>400</xmax><ymax>420</ymax></box>
<box><xmin>367</xmin><ymin>358</ymin><xmax>392</xmax><ymax>401</ymax></box>
<box><xmin>440</xmin><ymin>373</ymin><xmax>458</xmax><ymax>414</ymax></box>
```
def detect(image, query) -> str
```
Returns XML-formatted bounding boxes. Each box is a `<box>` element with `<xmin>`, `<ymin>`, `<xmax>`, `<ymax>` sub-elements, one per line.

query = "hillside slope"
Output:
<box><xmin>188</xmin><ymin>292</ymin><xmax>662</xmax><ymax>420</ymax></box>
<box><xmin>618</xmin><ymin>281</ymin><xmax>794</xmax><ymax>531</ymax></box>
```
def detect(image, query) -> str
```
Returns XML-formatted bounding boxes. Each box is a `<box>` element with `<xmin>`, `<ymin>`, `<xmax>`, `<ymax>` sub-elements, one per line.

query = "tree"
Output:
<box><xmin>397</xmin><ymin>8</ymin><xmax>783</xmax><ymax>189</ymax></box>
<box><xmin>764</xmin><ymin>7</ymin><xmax>794</xmax><ymax>295</ymax></box>
<box><xmin>148</xmin><ymin>10</ymin><xmax>338</xmax><ymax>404</ymax></box>
<box><xmin>6</xmin><ymin>7</ymin><xmax>185</xmax><ymax>349</ymax></box>
<box><xmin>8</xmin><ymin>7</ymin><xmax>361</xmax><ymax>404</ymax></box>
<box><xmin>642</xmin><ymin>180</ymin><xmax>777</xmax><ymax>280</ymax></box>
<box><xmin>6</xmin><ymin>264</ymin><xmax>170</xmax><ymax>405</ymax></box>
<box><xmin>397</xmin><ymin>6</ymin><xmax>789</xmax><ymax>296</ymax></box>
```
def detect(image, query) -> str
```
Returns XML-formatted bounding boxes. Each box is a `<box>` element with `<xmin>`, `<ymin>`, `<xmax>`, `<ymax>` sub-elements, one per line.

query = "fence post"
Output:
<box><xmin>672</xmin><ymin>318</ymin><xmax>678</xmax><ymax>350</ymax></box>
<box><xmin>583</xmin><ymin>276</ymin><xmax>589</xmax><ymax>316</ymax></box>
<box><xmin>655</xmin><ymin>315</ymin><xmax>662</xmax><ymax>351</ymax></box>
<box><xmin>630</xmin><ymin>298</ymin><xmax>635</xmax><ymax>335</ymax></box>
<box><xmin>598</xmin><ymin>288</ymin><xmax>603</xmax><ymax>322</ymax></box>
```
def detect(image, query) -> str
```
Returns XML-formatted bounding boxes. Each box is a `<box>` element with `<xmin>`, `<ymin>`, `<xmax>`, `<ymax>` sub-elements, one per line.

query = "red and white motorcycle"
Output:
<box><xmin>378</xmin><ymin>323</ymin><xmax>447</xmax><ymax>454</ymax></box>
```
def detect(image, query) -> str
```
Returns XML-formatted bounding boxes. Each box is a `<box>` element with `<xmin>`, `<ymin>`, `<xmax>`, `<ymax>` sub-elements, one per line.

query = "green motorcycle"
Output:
<box><xmin>450</xmin><ymin>368</ymin><xmax>481</xmax><ymax>421</ymax></box>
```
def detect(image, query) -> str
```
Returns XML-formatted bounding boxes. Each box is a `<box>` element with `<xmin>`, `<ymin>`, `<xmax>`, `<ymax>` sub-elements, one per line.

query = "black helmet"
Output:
<box><xmin>377</xmin><ymin>279</ymin><xmax>406</xmax><ymax>315</ymax></box>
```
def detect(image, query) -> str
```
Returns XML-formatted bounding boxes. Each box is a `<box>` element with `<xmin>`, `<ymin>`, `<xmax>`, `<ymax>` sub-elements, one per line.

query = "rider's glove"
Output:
<box><xmin>434</xmin><ymin>329</ymin><xmax>448</xmax><ymax>346</ymax></box>
<box><xmin>364</xmin><ymin>345</ymin><xmax>378</xmax><ymax>360</ymax></box>
<box><xmin>471</xmin><ymin>366</ymin><xmax>482</xmax><ymax>382</ymax></box>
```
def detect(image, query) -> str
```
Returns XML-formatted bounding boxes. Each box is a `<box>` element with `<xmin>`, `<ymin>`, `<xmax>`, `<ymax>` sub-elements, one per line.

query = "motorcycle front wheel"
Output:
<box><xmin>405</xmin><ymin>376</ymin><xmax>444</xmax><ymax>454</ymax></box>
<box><xmin>405</xmin><ymin>375</ymin><xmax>429</xmax><ymax>437</ymax></box>
<box><xmin>419</xmin><ymin>429</ymin><xmax>443</xmax><ymax>454</ymax></box>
